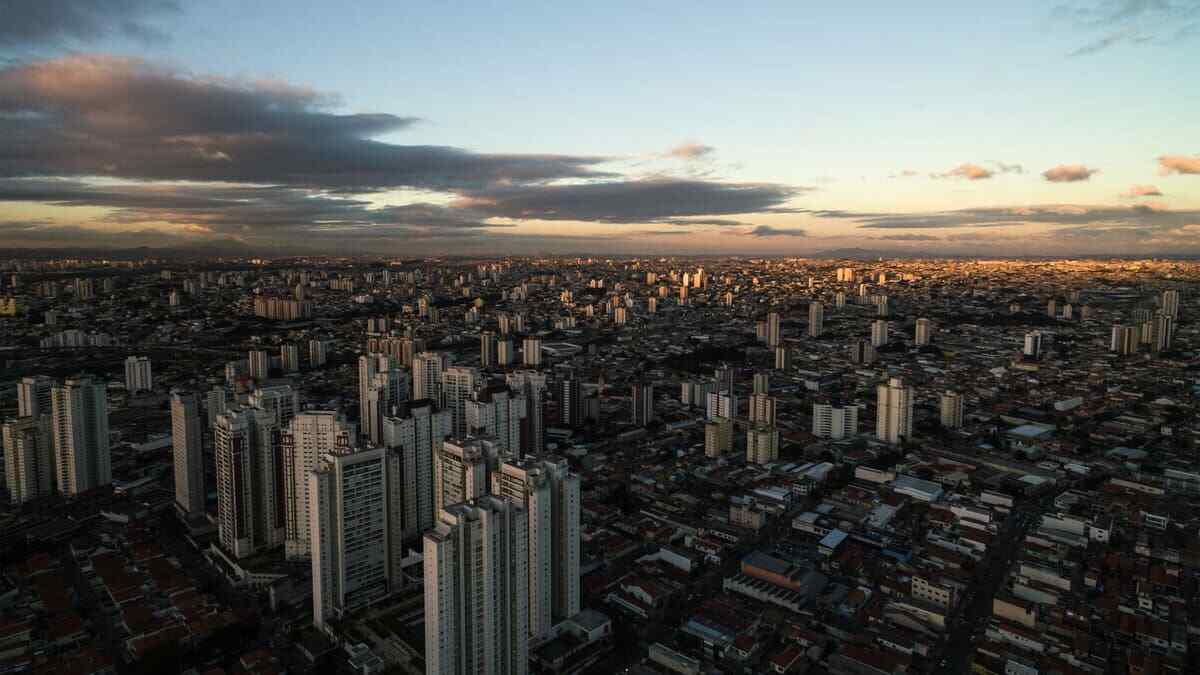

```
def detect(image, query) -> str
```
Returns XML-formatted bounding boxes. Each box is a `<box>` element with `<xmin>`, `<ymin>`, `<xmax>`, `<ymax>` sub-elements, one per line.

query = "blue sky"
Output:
<box><xmin>1</xmin><ymin>0</ymin><xmax>1198</xmax><ymax>254</ymax></box>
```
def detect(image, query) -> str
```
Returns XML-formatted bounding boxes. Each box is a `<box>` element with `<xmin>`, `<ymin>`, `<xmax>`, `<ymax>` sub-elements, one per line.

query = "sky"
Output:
<box><xmin>1</xmin><ymin>0</ymin><xmax>1198</xmax><ymax>256</ymax></box>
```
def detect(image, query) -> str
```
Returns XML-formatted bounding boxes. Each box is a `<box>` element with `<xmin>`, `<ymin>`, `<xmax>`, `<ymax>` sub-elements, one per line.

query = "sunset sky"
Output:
<box><xmin>1</xmin><ymin>1</ymin><xmax>1198</xmax><ymax>255</ymax></box>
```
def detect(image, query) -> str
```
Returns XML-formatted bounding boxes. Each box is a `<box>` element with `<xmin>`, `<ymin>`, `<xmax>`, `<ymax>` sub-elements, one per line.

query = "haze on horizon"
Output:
<box><xmin>0</xmin><ymin>0</ymin><xmax>1198</xmax><ymax>257</ymax></box>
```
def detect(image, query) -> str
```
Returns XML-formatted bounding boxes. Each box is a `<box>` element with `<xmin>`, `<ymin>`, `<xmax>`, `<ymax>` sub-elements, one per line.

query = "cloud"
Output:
<box><xmin>739</xmin><ymin>225</ymin><xmax>808</xmax><ymax>237</ymax></box>
<box><xmin>1042</xmin><ymin>164</ymin><xmax>1099</xmax><ymax>182</ymax></box>
<box><xmin>0</xmin><ymin>0</ymin><xmax>180</xmax><ymax>48</ymax></box>
<box><xmin>666</xmin><ymin>142</ymin><xmax>715</xmax><ymax>160</ymax></box>
<box><xmin>873</xmin><ymin>234</ymin><xmax>942</xmax><ymax>241</ymax></box>
<box><xmin>0</xmin><ymin>55</ymin><xmax>613</xmax><ymax>191</ymax></box>
<box><xmin>932</xmin><ymin>163</ymin><xmax>994</xmax><ymax>180</ymax></box>
<box><xmin>1121</xmin><ymin>184</ymin><xmax>1163</xmax><ymax>197</ymax></box>
<box><xmin>989</xmin><ymin>161</ymin><xmax>1025</xmax><ymax>175</ymax></box>
<box><xmin>1053</xmin><ymin>1</ymin><xmax>1200</xmax><ymax>56</ymax></box>
<box><xmin>1158</xmin><ymin>154</ymin><xmax>1200</xmax><ymax>174</ymax></box>
<box><xmin>658</xmin><ymin>218</ymin><xmax>754</xmax><ymax>227</ymax></box>
<box><xmin>633</xmin><ymin>229</ymin><xmax>694</xmax><ymax>236</ymax></box>
<box><xmin>454</xmin><ymin>179</ymin><xmax>803</xmax><ymax>224</ymax></box>
<box><xmin>807</xmin><ymin>203</ymin><xmax>1200</xmax><ymax>230</ymax></box>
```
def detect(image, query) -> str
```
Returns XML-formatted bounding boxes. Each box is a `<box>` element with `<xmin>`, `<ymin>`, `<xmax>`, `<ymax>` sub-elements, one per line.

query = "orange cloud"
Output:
<box><xmin>1121</xmin><ymin>184</ymin><xmax>1163</xmax><ymax>198</ymax></box>
<box><xmin>1158</xmin><ymin>155</ymin><xmax>1200</xmax><ymax>175</ymax></box>
<box><xmin>666</xmin><ymin>142</ymin><xmax>715</xmax><ymax>160</ymax></box>
<box><xmin>1042</xmin><ymin>164</ymin><xmax>1098</xmax><ymax>182</ymax></box>
<box><xmin>934</xmin><ymin>163</ymin><xmax>993</xmax><ymax>180</ymax></box>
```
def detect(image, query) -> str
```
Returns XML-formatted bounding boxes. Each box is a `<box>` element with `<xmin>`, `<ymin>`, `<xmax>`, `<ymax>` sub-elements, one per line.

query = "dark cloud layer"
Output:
<box><xmin>0</xmin><ymin>0</ymin><xmax>180</xmax><ymax>47</ymax></box>
<box><xmin>454</xmin><ymin>179</ymin><xmax>803</xmax><ymax>224</ymax></box>
<box><xmin>0</xmin><ymin>55</ymin><xmax>612</xmax><ymax>191</ymax></box>
<box><xmin>834</xmin><ymin>204</ymin><xmax>1200</xmax><ymax>230</ymax></box>
<box><xmin>740</xmin><ymin>225</ymin><xmax>808</xmax><ymax>237</ymax></box>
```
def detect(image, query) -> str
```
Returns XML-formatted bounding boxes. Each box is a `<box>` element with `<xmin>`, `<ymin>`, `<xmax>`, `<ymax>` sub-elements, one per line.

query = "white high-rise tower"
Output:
<box><xmin>171</xmin><ymin>391</ymin><xmax>205</xmax><ymax>518</ymax></box>
<box><xmin>876</xmin><ymin>377</ymin><xmax>913</xmax><ymax>444</ymax></box>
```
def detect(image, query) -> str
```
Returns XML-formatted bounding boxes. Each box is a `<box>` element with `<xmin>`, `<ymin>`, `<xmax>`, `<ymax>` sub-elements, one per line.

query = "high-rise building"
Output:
<box><xmin>124</xmin><ymin>356</ymin><xmax>153</xmax><ymax>393</ymax></box>
<box><xmin>310</xmin><ymin>446</ymin><xmax>393</xmax><ymax>631</ymax></box>
<box><xmin>766</xmin><ymin>311</ymin><xmax>782</xmax><ymax>347</ymax></box>
<box><xmin>490</xmin><ymin>458</ymin><xmax>580</xmax><ymax>638</ymax></box>
<box><xmin>680</xmin><ymin>379</ymin><xmax>716</xmax><ymax>408</ymax></box>
<box><xmin>496</xmin><ymin>339</ymin><xmax>515</xmax><ymax>367</ymax></box>
<box><xmin>746</xmin><ymin>425</ymin><xmax>779</xmax><ymax>464</ymax></box>
<box><xmin>383</xmin><ymin>400</ymin><xmax>452</xmax><ymax>542</ymax></box>
<box><xmin>849</xmin><ymin>339</ymin><xmax>876</xmax><ymax>364</ymax></box>
<box><xmin>1153</xmin><ymin>313</ymin><xmax>1174</xmax><ymax>353</ymax></box>
<box><xmin>282</xmin><ymin>411</ymin><xmax>355</xmax><ymax>559</ymax></box>
<box><xmin>171</xmin><ymin>391</ymin><xmax>205</xmax><ymax>518</ymax></box>
<box><xmin>466</xmin><ymin>386</ymin><xmax>526</xmax><ymax>456</ymax></box>
<box><xmin>835</xmin><ymin>291</ymin><xmax>846</xmax><ymax>309</ymax></box>
<box><xmin>507</xmin><ymin>370</ymin><xmax>548</xmax><ymax>455</ymax></box>
<box><xmin>808</xmin><ymin>302</ymin><xmax>824</xmax><ymax>337</ymax></box>
<box><xmin>215</xmin><ymin>407</ymin><xmax>285</xmax><ymax>558</ymax></box>
<box><xmin>1161</xmin><ymin>289</ymin><xmax>1180</xmax><ymax>319</ymax></box>
<box><xmin>3</xmin><ymin>416</ymin><xmax>53</xmax><ymax>504</ymax></box>
<box><xmin>613</xmin><ymin>306</ymin><xmax>628</xmax><ymax>326</ymax></box>
<box><xmin>207</xmin><ymin>385</ymin><xmax>231</xmax><ymax>428</ymax></box>
<box><xmin>435</xmin><ymin>437</ymin><xmax>498</xmax><ymax>514</ymax></box>
<box><xmin>876</xmin><ymin>377</ymin><xmax>913</xmax><ymax>445</ymax></box>
<box><xmin>631</xmin><ymin>382</ymin><xmax>654</xmax><ymax>427</ymax></box>
<box><xmin>775</xmin><ymin>346</ymin><xmax>792</xmax><ymax>371</ymax></box>
<box><xmin>18</xmin><ymin>375</ymin><xmax>54</xmax><ymax>419</ymax></box>
<box><xmin>871</xmin><ymin>320</ymin><xmax>889</xmax><ymax>348</ymax></box>
<box><xmin>749</xmin><ymin>393</ymin><xmax>776</xmax><ymax>426</ymax></box>
<box><xmin>248</xmin><ymin>350</ymin><xmax>271</xmax><ymax>381</ymax></box>
<box><xmin>360</xmin><ymin>354</ymin><xmax>410</xmax><ymax>446</ymax></box>
<box><xmin>753</xmin><ymin>372</ymin><xmax>769</xmax><ymax>395</ymax></box>
<box><xmin>704</xmin><ymin>417</ymin><xmax>733</xmax><ymax>457</ymax></box>
<box><xmin>50</xmin><ymin>376</ymin><xmax>110</xmax><ymax>496</ymax></box>
<box><xmin>249</xmin><ymin>384</ymin><xmax>300</xmax><ymax>429</ymax></box>
<box><xmin>442</xmin><ymin>366</ymin><xmax>481</xmax><ymax>436</ymax></box>
<box><xmin>480</xmin><ymin>330</ymin><xmax>498</xmax><ymax>369</ymax></box>
<box><xmin>1110</xmin><ymin>324</ymin><xmax>1138</xmax><ymax>355</ymax></box>
<box><xmin>812</xmin><ymin>403</ymin><xmax>858</xmax><ymax>439</ymax></box>
<box><xmin>1046</xmin><ymin>299</ymin><xmax>1058</xmax><ymax>318</ymax></box>
<box><xmin>280</xmin><ymin>343</ymin><xmax>300</xmax><ymax>373</ymax></box>
<box><xmin>522</xmin><ymin>337</ymin><xmax>542</xmax><ymax>367</ymax></box>
<box><xmin>706</xmin><ymin>390</ymin><xmax>737</xmax><ymax>421</ymax></box>
<box><xmin>412</xmin><ymin>351</ymin><xmax>446</xmax><ymax>402</ymax></box>
<box><xmin>308</xmin><ymin>339</ymin><xmax>328</xmax><ymax>368</ymax></box>
<box><xmin>940</xmin><ymin>391</ymin><xmax>965</xmax><ymax>429</ymax></box>
<box><xmin>1024</xmin><ymin>331</ymin><xmax>1043</xmax><ymax>359</ymax></box>
<box><xmin>914</xmin><ymin>318</ymin><xmax>932</xmax><ymax>346</ymax></box>
<box><xmin>558</xmin><ymin>373</ymin><xmax>583</xmax><ymax>428</ymax></box>
<box><xmin>647</xmin><ymin>296</ymin><xmax>658</xmax><ymax>314</ymax></box>
<box><xmin>424</xmin><ymin>497</ymin><xmax>529</xmax><ymax>675</ymax></box>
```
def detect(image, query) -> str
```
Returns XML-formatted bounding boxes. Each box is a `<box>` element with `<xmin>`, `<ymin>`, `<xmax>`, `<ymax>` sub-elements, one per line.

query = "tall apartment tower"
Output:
<box><xmin>871</xmin><ymin>320</ymin><xmax>889</xmax><ymax>348</ymax></box>
<box><xmin>766</xmin><ymin>312</ymin><xmax>782</xmax><ymax>347</ymax></box>
<box><xmin>361</xmin><ymin>354</ymin><xmax>410</xmax><ymax>446</ymax></box>
<box><xmin>753</xmin><ymin>372</ymin><xmax>769</xmax><ymax>395</ymax></box>
<box><xmin>746</xmin><ymin>425</ymin><xmax>780</xmax><ymax>465</ymax></box>
<box><xmin>124</xmin><ymin>356</ymin><xmax>153</xmax><ymax>393</ymax></box>
<box><xmin>914</xmin><ymin>318</ymin><xmax>932</xmax><ymax>346</ymax></box>
<box><xmin>849</xmin><ymin>339</ymin><xmax>876</xmax><ymax>365</ymax></box>
<box><xmin>480</xmin><ymin>330</ymin><xmax>498</xmax><ymax>369</ymax></box>
<box><xmin>558</xmin><ymin>374</ymin><xmax>583</xmax><ymax>428</ymax></box>
<box><xmin>383</xmin><ymin>400</ymin><xmax>452</xmax><ymax>542</ymax></box>
<box><xmin>412</xmin><ymin>351</ymin><xmax>446</xmax><ymax>402</ymax></box>
<box><xmin>435</xmin><ymin>437</ymin><xmax>499</xmax><ymax>513</ymax></box>
<box><xmin>248</xmin><ymin>350</ymin><xmax>271</xmax><ymax>381</ymax></box>
<box><xmin>705</xmin><ymin>418</ymin><xmax>733</xmax><ymax>457</ymax></box>
<box><xmin>310</xmin><ymin>447</ymin><xmax>393</xmax><ymax>632</ymax></box>
<box><xmin>876</xmin><ymin>377</ymin><xmax>913</xmax><ymax>445</ymax></box>
<box><xmin>522</xmin><ymin>337</ymin><xmax>543</xmax><ymax>367</ymax></box>
<box><xmin>775</xmin><ymin>346</ymin><xmax>792</xmax><ymax>371</ymax></box>
<box><xmin>706</xmin><ymin>390</ymin><xmax>737</xmax><ymax>421</ymax></box>
<box><xmin>424</xmin><ymin>497</ymin><xmax>530</xmax><ymax>675</ymax></box>
<box><xmin>1161</xmin><ymin>289</ymin><xmax>1180</xmax><ymax>319</ymax></box>
<box><xmin>442</xmin><ymin>366</ymin><xmax>481</xmax><ymax>437</ymax></box>
<box><xmin>940</xmin><ymin>391</ymin><xmax>965</xmax><ymax>429</ymax></box>
<box><xmin>308</xmin><ymin>339</ymin><xmax>328</xmax><ymax>367</ymax></box>
<box><xmin>507</xmin><ymin>370</ymin><xmax>548</xmax><ymax>455</ymax></box>
<box><xmin>1024</xmin><ymin>331</ymin><xmax>1043</xmax><ymax>359</ymax></box>
<box><xmin>1110</xmin><ymin>324</ymin><xmax>1139</xmax><ymax>355</ymax></box>
<box><xmin>749</xmin><ymin>393</ymin><xmax>776</xmax><ymax>426</ymax></box>
<box><xmin>18</xmin><ymin>375</ymin><xmax>54</xmax><ymax>419</ymax></box>
<box><xmin>50</xmin><ymin>376</ymin><xmax>111</xmax><ymax>496</ymax></box>
<box><xmin>491</xmin><ymin>458</ymin><xmax>581</xmax><ymax>638</ymax></box>
<box><xmin>282</xmin><ymin>411</ymin><xmax>356</xmax><ymax>559</ymax></box>
<box><xmin>249</xmin><ymin>384</ymin><xmax>300</xmax><ymax>429</ymax></box>
<box><xmin>207</xmin><ymin>385</ymin><xmax>231</xmax><ymax>428</ymax></box>
<box><xmin>466</xmin><ymin>387</ymin><xmax>527</xmax><ymax>456</ymax></box>
<box><xmin>631</xmin><ymin>382</ymin><xmax>654</xmax><ymax>427</ymax></box>
<box><xmin>280</xmin><ymin>343</ymin><xmax>300</xmax><ymax>373</ymax></box>
<box><xmin>812</xmin><ymin>403</ymin><xmax>858</xmax><ymax>439</ymax></box>
<box><xmin>171</xmin><ymin>391</ymin><xmax>205</xmax><ymax>518</ymax></box>
<box><xmin>3</xmin><ymin>416</ymin><xmax>53</xmax><ymax>504</ymax></box>
<box><xmin>1046</xmin><ymin>299</ymin><xmax>1058</xmax><ymax>318</ymax></box>
<box><xmin>1153</xmin><ymin>313</ymin><xmax>1174</xmax><ymax>353</ymax></box>
<box><xmin>215</xmin><ymin>407</ymin><xmax>284</xmax><ymax>558</ymax></box>
<box><xmin>808</xmin><ymin>302</ymin><xmax>824</xmax><ymax>338</ymax></box>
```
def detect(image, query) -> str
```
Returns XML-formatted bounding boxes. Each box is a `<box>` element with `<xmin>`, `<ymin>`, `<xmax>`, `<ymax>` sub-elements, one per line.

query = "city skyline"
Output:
<box><xmin>2</xmin><ymin>1</ymin><xmax>1199</xmax><ymax>256</ymax></box>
